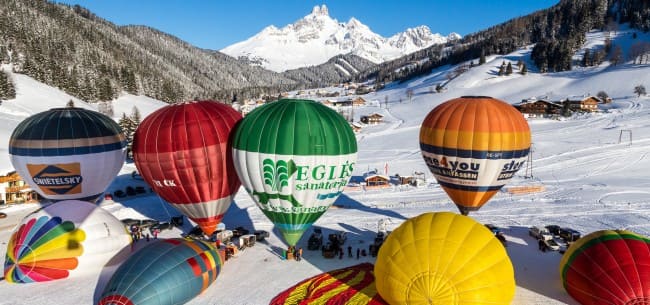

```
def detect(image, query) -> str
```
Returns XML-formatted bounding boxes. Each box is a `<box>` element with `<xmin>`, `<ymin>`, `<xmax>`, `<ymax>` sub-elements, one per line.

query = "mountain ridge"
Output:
<box><xmin>221</xmin><ymin>4</ymin><xmax>460</xmax><ymax>72</ymax></box>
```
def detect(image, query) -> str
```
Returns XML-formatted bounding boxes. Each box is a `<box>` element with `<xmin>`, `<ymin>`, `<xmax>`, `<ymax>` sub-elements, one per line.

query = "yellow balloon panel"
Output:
<box><xmin>375</xmin><ymin>212</ymin><xmax>515</xmax><ymax>305</ymax></box>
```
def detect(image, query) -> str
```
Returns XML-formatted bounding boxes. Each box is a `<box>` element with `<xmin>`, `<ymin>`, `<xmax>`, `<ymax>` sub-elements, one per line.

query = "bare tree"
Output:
<box><xmin>406</xmin><ymin>89</ymin><xmax>414</xmax><ymax>102</ymax></box>
<box><xmin>634</xmin><ymin>84</ymin><xmax>646</xmax><ymax>97</ymax></box>
<box><xmin>610</xmin><ymin>46</ymin><xmax>623</xmax><ymax>66</ymax></box>
<box><xmin>597</xmin><ymin>91</ymin><xmax>609</xmax><ymax>102</ymax></box>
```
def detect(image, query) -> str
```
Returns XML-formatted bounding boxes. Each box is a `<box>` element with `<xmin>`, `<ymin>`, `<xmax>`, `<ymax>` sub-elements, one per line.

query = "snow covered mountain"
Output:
<box><xmin>221</xmin><ymin>5</ymin><xmax>460</xmax><ymax>72</ymax></box>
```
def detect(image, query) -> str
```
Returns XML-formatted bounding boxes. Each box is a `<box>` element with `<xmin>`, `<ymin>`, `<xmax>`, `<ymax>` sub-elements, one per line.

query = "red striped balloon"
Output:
<box><xmin>133</xmin><ymin>100</ymin><xmax>242</xmax><ymax>235</ymax></box>
<box><xmin>559</xmin><ymin>229</ymin><xmax>650</xmax><ymax>305</ymax></box>
<box><xmin>271</xmin><ymin>263</ymin><xmax>387</xmax><ymax>305</ymax></box>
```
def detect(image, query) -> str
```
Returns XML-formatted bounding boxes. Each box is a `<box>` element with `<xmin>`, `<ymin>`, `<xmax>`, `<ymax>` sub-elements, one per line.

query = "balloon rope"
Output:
<box><xmin>156</xmin><ymin>195</ymin><xmax>174</xmax><ymax>219</ymax></box>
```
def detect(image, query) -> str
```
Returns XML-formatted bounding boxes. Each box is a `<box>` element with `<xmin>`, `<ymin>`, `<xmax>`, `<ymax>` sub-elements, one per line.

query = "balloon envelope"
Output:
<box><xmin>4</xmin><ymin>200</ymin><xmax>131</xmax><ymax>283</ymax></box>
<box><xmin>271</xmin><ymin>263</ymin><xmax>387</xmax><ymax>305</ymax></box>
<box><xmin>419</xmin><ymin>96</ymin><xmax>531</xmax><ymax>214</ymax></box>
<box><xmin>133</xmin><ymin>100</ymin><xmax>242</xmax><ymax>235</ymax></box>
<box><xmin>98</xmin><ymin>238</ymin><xmax>223</xmax><ymax>305</ymax></box>
<box><xmin>559</xmin><ymin>230</ymin><xmax>650</xmax><ymax>305</ymax></box>
<box><xmin>9</xmin><ymin>107</ymin><xmax>126</xmax><ymax>203</ymax></box>
<box><xmin>375</xmin><ymin>212</ymin><xmax>515</xmax><ymax>305</ymax></box>
<box><xmin>232</xmin><ymin>99</ymin><xmax>357</xmax><ymax>246</ymax></box>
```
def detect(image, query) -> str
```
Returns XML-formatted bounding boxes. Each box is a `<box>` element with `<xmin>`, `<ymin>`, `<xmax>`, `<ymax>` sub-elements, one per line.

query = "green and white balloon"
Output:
<box><xmin>232</xmin><ymin>99</ymin><xmax>358</xmax><ymax>246</ymax></box>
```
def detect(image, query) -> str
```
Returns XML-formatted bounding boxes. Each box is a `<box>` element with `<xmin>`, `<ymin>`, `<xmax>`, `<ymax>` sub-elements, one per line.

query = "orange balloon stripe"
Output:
<box><xmin>443</xmin><ymin>187</ymin><xmax>498</xmax><ymax>208</ymax></box>
<box><xmin>23</xmin><ymin>257</ymin><xmax>79</xmax><ymax>270</ymax></box>
<box><xmin>420</xmin><ymin>128</ymin><xmax>531</xmax><ymax>151</ymax></box>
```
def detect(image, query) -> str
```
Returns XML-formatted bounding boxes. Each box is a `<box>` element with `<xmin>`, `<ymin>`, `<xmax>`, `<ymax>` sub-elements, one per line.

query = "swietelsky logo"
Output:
<box><xmin>26</xmin><ymin>163</ymin><xmax>83</xmax><ymax>195</ymax></box>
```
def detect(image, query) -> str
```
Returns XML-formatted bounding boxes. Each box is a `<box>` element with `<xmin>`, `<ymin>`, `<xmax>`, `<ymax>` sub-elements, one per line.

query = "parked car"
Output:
<box><xmin>213</xmin><ymin>229</ymin><xmax>233</xmax><ymax>243</ymax></box>
<box><xmin>559</xmin><ymin>228</ymin><xmax>581</xmax><ymax>242</ymax></box>
<box><xmin>554</xmin><ymin>237</ymin><xmax>568</xmax><ymax>253</ymax></box>
<box><xmin>308</xmin><ymin>228</ymin><xmax>323</xmax><ymax>250</ymax></box>
<box><xmin>254</xmin><ymin>230</ymin><xmax>270</xmax><ymax>242</ymax></box>
<box><xmin>543</xmin><ymin>238</ymin><xmax>561</xmax><ymax>251</ymax></box>
<box><xmin>121</xmin><ymin>218</ymin><xmax>141</xmax><ymax>227</ymax></box>
<box><xmin>150</xmin><ymin>222</ymin><xmax>172</xmax><ymax>233</ymax></box>
<box><xmin>170</xmin><ymin>216</ymin><xmax>184</xmax><ymax>227</ymax></box>
<box><xmin>125</xmin><ymin>186</ymin><xmax>137</xmax><ymax>196</ymax></box>
<box><xmin>183</xmin><ymin>225</ymin><xmax>205</xmax><ymax>239</ymax></box>
<box><xmin>545</xmin><ymin>225</ymin><xmax>561</xmax><ymax>236</ymax></box>
<box><xmin>329</xmin><ymin>231</ymin><xmax>347</xmax><ymax>245</ymax></box>
<box><xmin>232</xmin><ymin>226</ymin><xmax>250</xmax><ymax>238</ymax></box>
<box><xmin>529</xmin><ymin>226</ymin><xmax>553</xmax><ymax>240</ymax></box>
<box><xmin>139</xmin><ymin>219</ymin><xmax>159</xmax><ymax>229</ymax></box>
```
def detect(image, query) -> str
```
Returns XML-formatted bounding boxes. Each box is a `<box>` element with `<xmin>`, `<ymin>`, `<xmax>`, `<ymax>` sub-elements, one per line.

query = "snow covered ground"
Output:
<box><xmin>1</xmin><ymin>27</ymin><xmax>650</xmax><ymax>305</ymax></box>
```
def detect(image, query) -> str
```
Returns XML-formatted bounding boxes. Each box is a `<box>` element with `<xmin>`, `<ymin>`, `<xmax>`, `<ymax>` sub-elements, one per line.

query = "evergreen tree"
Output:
<box><xmin>130</xmin><ymin>106</ymin><xmax>141</xmax><ymax>127</ymax></box>
<box><xmin>66</xmin><ymin>99</ymin><xmax>75</xmax><ymax>107</ymax></box>
<box><xmin>99</xmin><ymin>78</ymin><xmax>113</xmax><ymax>101</ymax></box>
<box><xmin>498</xmin><ymin>65</ymin><xmax>505</xmax><ymax>76</ymax></box>
<box><xmin>118</xmin><ymin>112</ymin><xmax>135</xmax><ymax>160</ymax></box>
<box><xmin>0</xmin><ymin>70</ymin><xmax>16</xmax><ymax>100</ymax></box>
<box><xmin>479</xmin><ymin>50</ymin><xmax>486</xmax><ymax>65</ymax></box>
<box><xmin>582</xmin><ymin>49</ymin><xmax>591</xmax><ymax>67</ymax></box>
<box><xmin>520</xmin><ymin>63</ymin><xmax>528</xmax><ymax>75</ymax></box>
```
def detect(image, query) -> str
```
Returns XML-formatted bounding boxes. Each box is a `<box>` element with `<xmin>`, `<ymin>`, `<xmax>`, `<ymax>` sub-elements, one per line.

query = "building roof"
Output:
<box><xmin>364</xmin><ymin>174</ymin><xmax>390</xmax><ymax>181</ymax></box>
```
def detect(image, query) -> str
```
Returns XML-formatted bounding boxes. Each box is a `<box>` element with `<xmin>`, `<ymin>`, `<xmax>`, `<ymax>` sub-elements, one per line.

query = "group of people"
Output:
<box><xmin>130</xmin><ymin>224</ymin><xmax>159</xmax><ymax>243</ymax></box>
<box><xmin>285</xmin><ymin>246</ymin><xmax>304</xmax><ymax>261</ymax></box>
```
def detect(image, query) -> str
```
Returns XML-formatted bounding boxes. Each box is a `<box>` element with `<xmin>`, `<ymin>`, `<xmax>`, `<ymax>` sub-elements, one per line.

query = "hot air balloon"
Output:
<box><xmin>4</xmin><ymin>200</ymin><xmax>131</xmax><ymax>283</ymax></box>
<box><xmin>232</xmin><ymin>99</ymin><xmax>357</xmax><ymax>247</ymax></box>
<box><xmin>559</xmin><ymin>229</ymin><xmax>650</xmax><ymax>305</ymax></box>
<box><xmin>9</xmin><ymin>107</ymin><xmax>126</xmax><ymax>203</ymax></box>
<box><xmin>375</xmin><ymin>212</ymin><xmax>515</xmax><ymax>305</ymax></box>
<box><xmin>419</xmin><ymin>96</ymin><xmax>531</xmax><ymax>215</ymax></box>
<box><xmin>132</xmin><ymin>100</ymin><xmax>242</xmax><ymax>236</ymax></box>
<box><xmin>271</xmin><ymin>263</ymin><xmax>387</xmax><ymax>305</ymax></box>
<box><xmin>97</xmin><ymin>238</ymin><xmax>223</xmax><ymax>305</ymax></box>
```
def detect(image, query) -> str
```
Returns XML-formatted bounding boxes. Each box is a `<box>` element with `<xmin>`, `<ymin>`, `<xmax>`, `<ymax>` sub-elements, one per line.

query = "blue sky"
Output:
<box><xmin>55</xmin><ymin>0</ymin><xmax>559</xmax><ymax>50</ymax></box>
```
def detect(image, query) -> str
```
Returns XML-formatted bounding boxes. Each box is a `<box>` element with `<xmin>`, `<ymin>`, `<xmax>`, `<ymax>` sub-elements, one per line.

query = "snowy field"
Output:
<box><xmin>1</xmin><ymin>27</ymin><xmax>650</xmax><ymax>305</ymax></box>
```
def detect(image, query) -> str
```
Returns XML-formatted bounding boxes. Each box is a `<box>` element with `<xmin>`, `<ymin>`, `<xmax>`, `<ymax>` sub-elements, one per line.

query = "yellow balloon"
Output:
<box><xmin>374</xmin><ymin>212</ymin><xmax>515</xmax><ymax>305</ymax></box>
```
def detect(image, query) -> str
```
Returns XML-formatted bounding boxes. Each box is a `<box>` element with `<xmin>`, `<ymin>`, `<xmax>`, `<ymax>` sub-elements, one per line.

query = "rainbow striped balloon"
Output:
<box><xmin>271</xmin><ymin>263</ymin><xmax>387</xmax><ymax>305</ymax></box>
<box><xmin>420</xmin><ymin>96</ymin><xmax>531</xmax><ymax>214</ymax></box>
<box><xmin>4</xmin><ymin>200</ymin><xmax>131</xmax><ymax>283</ymax></box>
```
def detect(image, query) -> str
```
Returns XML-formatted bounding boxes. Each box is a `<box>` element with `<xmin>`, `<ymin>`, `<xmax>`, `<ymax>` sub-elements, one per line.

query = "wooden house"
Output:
<box><xmin>0</xmin><ymin>171</ymin><xmax>40</xmax><ymax>204</ymax></box>
<box><xmin>364</xmin><ymin>174</ymin><xmax>390</xmax><ymax>186</ymax></box>
<box><xmin>360</xmin><ymin>113</ymin><xmax>384</xmax><ymax>124</ymax></box>
<box><xmin>514</xmin><ymin>99</ymin><xmax>563</xmax><ymax>118</ymax></box>
<box><xmin>350</xmin><ymin>122</ymin><xmax>363</xmax><ymax>133</ymax></box>
<box><xmin>565</xmin><ymin>96</ymin><xmax>600</xmax><ymax>112</ymax></box>
<box><xmin>352</xmin><ymin>97</ymin><xmax>367</xmax><ymax>106</ymax></box>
